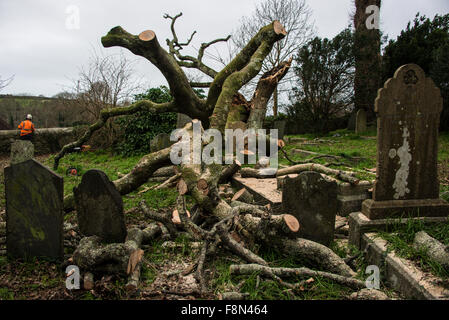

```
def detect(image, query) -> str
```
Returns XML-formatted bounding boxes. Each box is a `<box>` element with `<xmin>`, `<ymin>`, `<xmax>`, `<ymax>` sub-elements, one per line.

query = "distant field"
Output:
<box><xmin>0</xmin><ymin>94</ymin><xmax>84</xmax><ymax>128</ymax></box>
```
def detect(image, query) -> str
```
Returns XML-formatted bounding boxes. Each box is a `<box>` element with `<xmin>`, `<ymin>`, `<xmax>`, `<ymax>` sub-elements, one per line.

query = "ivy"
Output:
<box><xmin>115</xmin><ymin>86</ymin><xmax>176</xmax><ymax>156</ymax></box>
<box><xmin>115</xmin><ymin>86</ymin><xmax>206</xmax><ymax>156</ymax></box>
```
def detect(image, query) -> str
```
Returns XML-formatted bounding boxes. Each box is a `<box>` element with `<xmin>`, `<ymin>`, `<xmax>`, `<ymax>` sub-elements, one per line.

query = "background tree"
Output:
<box><xmin>68</xmin><ymin>52</ymin><xmax>141</xmax><ymax>146</ymax></box>
<box><xmin>71</xmin><ymin>53</ymin><xmax>140</xmax><ymax>121</ymax></box>
<box><xmin>382</xmin><ymin>13</ymin><xmax>449</xmax><ymax>131</ymax></box>
<box><xmin>290</xmin><ymin>28</ymin><xmax>355</xmax><ymax>134</ymax></box>
<box><xmin>115</xmin><ymin>86</ymin><xmax>177</xmax><ymax>156</ymax></box>
<box><xmin>115</xmin><ymin>86</ymin><xmax>208</xmax><ymax>156</ymax></box>
<box><xmin>232</xmin><ymin>0</ymin><xmax>314</xmax><ymax>116</ymax></box>
<box><xmin>0</xmin><ymin>75</ymin><xmax>14</xmax><ymax>92</ymax></box>
<box><xmin>353</xmin><ymin>0</ymin><xmax>381</xmax><ymax>122</ymax></box>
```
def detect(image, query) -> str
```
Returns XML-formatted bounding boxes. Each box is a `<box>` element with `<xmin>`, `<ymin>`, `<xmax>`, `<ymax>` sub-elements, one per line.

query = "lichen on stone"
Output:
<box><xmin>390</xmin><ymin>127</ymin><xmax>412</xmax><ymax>199</ymax></box>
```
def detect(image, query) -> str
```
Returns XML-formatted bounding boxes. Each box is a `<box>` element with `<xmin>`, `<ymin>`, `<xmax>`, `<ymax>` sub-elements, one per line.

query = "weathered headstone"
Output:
<box><xmin>348</xmin><ymin>112</ymin><xmax>357</xmax><ymax>131</ymax></box>
<box><xmin>282</xmin><ymin>171</ymin><xmax>337</xmax><ymax>246</ymax></box>
<box><xmin>362</xmin><ymin>64</ymin><xmax>449</xmax><ymax>219</ymax></box>
<box><xmin>273</xmin><ymin>120</ymin><xmax>287</xmax><ymax>140</ymax></box>
<box><xmin>355</xmin><ymin>109</ymin><xmax>367</xmax><ymax>134</ymax></box>
<box><xmin>150</xmin><ymin>133</ymin><xmax>173</xmax><ymax>152</ymax></box>
<box><xmin>10</xmin><ymin>140</ymin><xmax>34</xmax><ymax>165</ymax></box>
<box><xmin>176</xmin><ymin>113</ymin><xmax>192</xmax><ymax>129</ymax></box>
<box><xmin>5</xmin><ymin>159</ymin><xmax>63</xmax><ymax>260</ymax></box>
<box><xmin>74</xmin><ymin>169</ymin><xmax>126</xmax><ymax>243</ymax></box>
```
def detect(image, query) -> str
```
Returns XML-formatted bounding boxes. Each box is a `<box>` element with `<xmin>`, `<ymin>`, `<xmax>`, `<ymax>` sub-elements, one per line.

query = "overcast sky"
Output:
<box><xmin>0</xmin><ymin>0</ymin><xmax>448</xmax><ymax>97</ymax></box>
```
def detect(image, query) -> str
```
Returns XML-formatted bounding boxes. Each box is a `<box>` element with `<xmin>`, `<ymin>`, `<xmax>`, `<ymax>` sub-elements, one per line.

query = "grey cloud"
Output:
<box><xmin>0</xmin><ymin>0</ymin><xmax>447</xmax><ymax>96</ymax></box>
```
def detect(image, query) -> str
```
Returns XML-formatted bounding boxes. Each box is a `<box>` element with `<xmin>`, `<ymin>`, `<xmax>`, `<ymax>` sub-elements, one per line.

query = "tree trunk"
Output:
<box><xmin>353</xmin><ymin>0</ymin><xmax>382</xmax><ymax>123</ymax></box>
<box><xmin>273</xmin><ymin>85</ymin><xmax>278</xmax><ymax>117</ymax></box>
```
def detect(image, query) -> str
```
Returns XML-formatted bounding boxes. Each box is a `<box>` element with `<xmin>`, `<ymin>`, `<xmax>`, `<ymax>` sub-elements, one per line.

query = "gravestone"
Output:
<box><xmin>362</xmin><ymin>64</ymin><xmax>449</xmax><ymax>219</ymax></box>
<box><xmin>282</xmin><ymin>171</ymin><xmax>337</xmax><ymax>246</ymax></box>
<box><xmin>176</xmin><ymin>113</ymin><xmax>192</xmax><ymax>129</ymax></box>
<box><xmin>74</xmin><ymin>169</ymin><xmax>126</xmax><ymax>243</ymax></box>
<box><xmin>273</xmin><ymin>120</ymin><xmax>287</xmax><ymax>140</ymax></box>
<box><xmin>5</xmin><ymin>159</ymin><xmax>63</xmax><ymax>260</ymax></box>
<box><xmin>348</xmin><ymin>112</ymin><xmax>357</xmax><ymax>131</ymax></box>
<box><xmin>150</xmin><ymin>133</ymin><xmax>173</xmax><ymax>152</ymax></box>
<box><xmin>10</xmin><ymin>140</ymin><xmax>34</xmax><ymax>165</ymax></box>
<box><xmin>355</xmin><ymin>109</ymin><xmax>367</xmax><ymax>134</ymax></box>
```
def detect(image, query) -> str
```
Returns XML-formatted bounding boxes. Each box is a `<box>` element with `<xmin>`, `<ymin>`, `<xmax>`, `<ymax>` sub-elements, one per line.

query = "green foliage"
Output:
<box><xmin>379</xmin><ymin>218</ymin><xmax>449</xmax><ymax>278</ymax></box>
<box><xmin>382</xmin><ymin>13</ymin><xmax>449</xmax><ymax>130</ymax></box>
<box><xmin>263</xmin><ymin>113</ymin><xmax>288</xmax><ymax>130</ymax></box>
<box><xmin>115</xmin><ymin>86</ymin><xmax>206</xmax><ymax>156</ymax></box>
<box><xmin>290</xmin><ymin>28</ymin><xmax>355</xmax><ymax>134</ymax></box>
<box><xmin>115</xmin><ymin>86</ymin><xmax>177</xmax><ymax>156</ymax></box>
<box><xmin>0</xmin><ymin>288</ymin><xmax>14</xmax><ymax>300</ymax></box>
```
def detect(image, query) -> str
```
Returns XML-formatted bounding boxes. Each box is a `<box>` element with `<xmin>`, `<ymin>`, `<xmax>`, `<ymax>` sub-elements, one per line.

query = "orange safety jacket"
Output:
<box><xmin>18</xmin><ymin>120</ymin><xmax>35</xmax><ymax>136</ymax></box>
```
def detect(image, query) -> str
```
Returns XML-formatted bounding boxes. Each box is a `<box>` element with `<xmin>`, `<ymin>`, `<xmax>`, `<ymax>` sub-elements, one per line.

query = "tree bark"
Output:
<box><xmin>353</xmin><ymin>0</ymin><xmax>382</xmax><ymax>122</ymax></box>
<box><xmin>240</xmin><ymin>163</ymin><xmax>360</xmax><ymax>185</ymax></box>
<box><xmin>247</xmin><ymin>59</ymin><xmax>292</xmax><ymax>129</ymax></box>
<box><xmin>229</xmin><ymin>264</ymin><xmax>364</xmax><ymax>289</ymax></box>
<box><xmin>413</xmin><ymin>231</ymin><xmax>449</xmax><ymax>268</ymax></box>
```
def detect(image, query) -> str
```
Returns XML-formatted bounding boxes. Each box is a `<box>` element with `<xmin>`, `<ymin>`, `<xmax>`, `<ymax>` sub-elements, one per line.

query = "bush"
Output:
<box><xmin>114</xmin><ymin>86</ymin><xmax>206</xmax><ymax>156</ymax></box>
<box><xmin>115</xmin><ymin>86</ymin><xmax>177</xmax><ymax>156</ymax></box>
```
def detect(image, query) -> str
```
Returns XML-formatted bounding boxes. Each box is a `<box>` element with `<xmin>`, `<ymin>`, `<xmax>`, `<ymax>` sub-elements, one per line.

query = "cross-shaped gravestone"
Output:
<box><xmin>74</xmin><ymin>169</ymin><xmax>127</xmax><ymax>243</ymax></box>
<box><xmin>5</xmin><ymin>159</ymin><xmax>63</xmax><ymax>260</ymax></box>
<box><xmin>362</xmin><ymin>64</ymin><xmax>449</xmax><ymax>219</ymax></box>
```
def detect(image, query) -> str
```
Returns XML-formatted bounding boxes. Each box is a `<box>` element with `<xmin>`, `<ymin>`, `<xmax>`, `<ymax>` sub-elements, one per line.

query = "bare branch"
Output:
<box><xmin>101</xmin><ymin>26</ymin><xmax>208</xmax><ymax>122</ymax></box>
<box><xmin>0</xmin><ymin>75</ymin><xmax>14</xmax><ymax>92</ymax></box>
<box><xmin>163</xmin><ymin>12</ymin><xmax>231</xmax><ymax>80</ymax></box>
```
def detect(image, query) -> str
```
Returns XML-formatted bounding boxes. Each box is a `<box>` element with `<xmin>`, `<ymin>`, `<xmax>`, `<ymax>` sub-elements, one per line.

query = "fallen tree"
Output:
<box><xmin>59</xmin><ymin>13</ymin><xmax>358</xmax><ymax>294</ymax></box>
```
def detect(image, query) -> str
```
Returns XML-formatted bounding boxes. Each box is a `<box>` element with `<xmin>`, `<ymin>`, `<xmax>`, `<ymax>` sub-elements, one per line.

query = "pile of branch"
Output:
<box><xmin>413</xmin><ymin>231</ymin><xmax>449</xmax><ymax>268</ymax></box>
<box><xmin>54</xmin><ymin>15</ymin><xmax>360</xmax><ymax>296</ymax></box>
<box><xmin>229</xmin><ymin>264</ymin><xmax>364</xmax><ymax>291</ymax></box>
<box><xmin>72</xmin><ymin>224</ymin><xmax>161</xmax><ymax>292</ymax></box>
<box><xmin>240</xmin><ymin>163</ymin><xmax>361</xmax><ymax>185</ymax></box>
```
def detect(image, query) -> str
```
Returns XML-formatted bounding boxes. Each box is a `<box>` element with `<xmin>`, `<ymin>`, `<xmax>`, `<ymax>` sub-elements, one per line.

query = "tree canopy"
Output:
<box><xmin>290</xmin><ymin>28</ymin><xmax>355</xmax><ymax>134</ymax></box>
<box><xmin>382</xmin><ymin>13</ymin><xmax>449</xmax><ymax>130</ymax></box>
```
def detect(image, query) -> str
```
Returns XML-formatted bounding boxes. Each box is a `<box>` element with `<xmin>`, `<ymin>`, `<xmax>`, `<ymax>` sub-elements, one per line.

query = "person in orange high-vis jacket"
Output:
<box><xmin>18</xmin><ymin>114</ymin><xmax>35</xmax><ymax>141</ymax></box>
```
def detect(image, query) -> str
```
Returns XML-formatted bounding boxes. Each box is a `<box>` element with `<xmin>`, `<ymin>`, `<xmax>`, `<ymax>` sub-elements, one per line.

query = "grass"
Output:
<box><xmin>283</xmin><ymin>127</ymin><xmax>449</xmax><ymax>189</ymax></box>
<box><xmin>1</xmin><ymin>128</ymin><xmax>448</xmax><ymax>300</ymax></box>
<box><xmin>211</xmin><ymin>246</ymin><xmax>359</xmax><ymax>300</ymax></box>
<box><xmin>282</xmin><ymin>127</ymin><xmax>378</xmax><ymax>181</ymax></box>
<box><xmin>378</xmin><ymin>217</ymin><xmax>449</xmax><ymax>279</ymax></box>
<box><xmin>42</xmin><ymin>150</ymin><xmax>180</xmax><ymax>213</ymax></box>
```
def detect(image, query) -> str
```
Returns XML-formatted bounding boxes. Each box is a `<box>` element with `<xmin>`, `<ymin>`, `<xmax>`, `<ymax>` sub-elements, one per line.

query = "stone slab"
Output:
<box><xmin>362</xmin><ymin>233</ymin><xmax>449</xmax><ymax>300</ymax></box>
<box><xmin>176</xmin><ymin>113</ymin><xmax>192</xmax><ymax>129</ymax></box>
<box><xmin>5</xmin><ymin>159</ymin><xmax>64</xmax><ymax>260</ymax></box>
<box><xmin>282</xmin><ymin>172</ymin><xmax>337</xmax><ymax>246</ymax></box>
<box><xmin>74</xmin><ymin>169</ymin><xmax>127</xmax><ymax>243</ymax></box>
<box><xmin>150</xmin><ymin>133</ymin><xmax>173</xmax><ymax>152</ymax></box>
<box><xmin>232</xmin><ymin>175</ymin><xmax>282</xmax><ymax>211</ymax></box>
<box><xmin>348</xmin><ymin>211</ymin><xmax>449</xmax><ymax>249</ymax></box>
<box><xmin>373</xmin><ymin>64</ymin><xmax>442</xmax><ymax>204</ymax></box>
<box><xmin>362</xmin><ymin>198</ymin><xmax>449</xmax><ymax>220</ymax></box>
<box><xmin>277</xmin><ymin>174</ymin><xmax>373</xmax><ymax>217</ymax></box>
<box><xmin>355</xmin><ymin>109</ymin><xmax>367</xmax><ymax>134</ymax></box>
